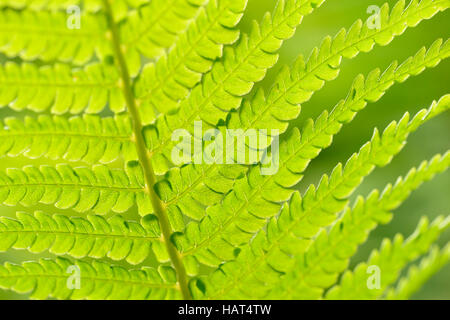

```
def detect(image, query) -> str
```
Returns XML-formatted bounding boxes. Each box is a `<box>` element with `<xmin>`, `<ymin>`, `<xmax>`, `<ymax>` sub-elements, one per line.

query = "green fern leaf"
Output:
<box><xmin>153</xmin><ymin>38</ymin><xmax>450</xmax><ymax>225</ymax></box>
<box><xmin>173</xmin><ymin>95</ymin><xmax>449</xmax><ymax>269</ymax></box>
<box><xmin>145</xmin><ymin>1</ymin><xmax>449</xmax><ymax>177</ymax></box>
<box><xmin>0</xmin><ymin>257</ymin><xmax>181</xmax><ymax>299</ymax></box>
<box><xmin>0</xmin><ymin>0</ymin><xmax>448</xmax><ymax>301</ymax></box>
<box><xmin>325</xmin><ymin>215</ymin><xmax>450</xmax><ymax>299</ymax></box>
<box><xmin>0</xmin><ymin>8</ymin><xmax>111</xmax><ymax>65</ymax></box>
<box><xmin>144</xmin><ymin>36</ymin><xmax>449</xmax><ymax>253</ymax></box>
<box><xmin>203</xmin><ymin>153</ymin><xmax>450</xmax><ymax>298</ymax></box>
<box><xmin>0</xmin><ymin>164</ymin><xmax>151</xmax><ymax>215</ymax></box>
<box><xmin>272</xmin><ymin>152</ymin><xmax>450</xmax><ymax>299</ymax></box>
<box><xmin>385</xmin><ymin>244</ymin><xmax>450</xmax><ymax>299</ymax></box>
<box><xmin>155</xmin><ymin>164</ymin><xmax>247</xmax><ymax>222</ymax></box>
<box><xmin>200</xmin><ymin>118</ymin><xmax>450</xmax><ymax>299</ymax></box>
<box><xmin>0</xmin><ymin>211</ymin><xmax>160</xmax><ymax>264</ymax></box>
<box><xmin>0</xmin><ymin>114</ymin><xmax>136</xmax><ymax>164</ymax></box>
<box><xmin>192</xmin><ymin>0</ymin><xmax>449</xmax><ymax>126</ymax></box>
<box><xmin>0</xmin><ymin>62</ymin><xmax>125</xmax><ymax>114</ymax></box>
<box><xmin>229</xmin><ymin>0</ymin><xmax>450</xmax><ymax>134</ymax></box>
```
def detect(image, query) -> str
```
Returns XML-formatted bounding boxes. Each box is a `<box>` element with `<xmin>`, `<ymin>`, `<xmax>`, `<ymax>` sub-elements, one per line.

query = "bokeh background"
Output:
<box><xmin>0</xmin><ymin>0</ymin><xmax>449</xmax><ymax>299</ymax></box>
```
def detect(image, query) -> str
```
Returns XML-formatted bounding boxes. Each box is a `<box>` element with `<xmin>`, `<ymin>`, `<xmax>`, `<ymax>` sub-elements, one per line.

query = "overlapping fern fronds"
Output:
<box><xmin>0</xmin><ymin>0</ymin><xmax>448</xmax><ymax>300</ymax></box>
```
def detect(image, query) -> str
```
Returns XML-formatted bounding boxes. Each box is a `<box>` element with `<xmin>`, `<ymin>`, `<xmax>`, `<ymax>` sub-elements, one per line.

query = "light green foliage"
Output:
<box><xmin>326</xmin><ymin>215</ymin><xmax>450</xmax><ymax>299</ymax></box>
<box><xmin>385</xmin><ymin>244</ymin><xmax>450</xmax><ymax>299</ymax></box>
<box><xmin>0</xmin><ymin>114</ymin><xmax>136</xmax><ymax>163</ymax></box>
<box><xmin>0</xmin><ymin>8</ymin><xmax>110</xmax><ymax>64</ymax></box>
<box><xmin>142</xmin><ymin>0</ymin><xmax>329</xmax><ymax>169</ymax></box>
<box><xmin>154</xmin><ymin>40</ymin><xmax>450</xmax><ymax>235</ymax></box>
<box><xmin>0</xmin><ymin>257</ymin><xmax>180</xmax><ymax>299</ymax></box>
<box><xmin>272</xmin><ymin>152</ymin><xmax>450</xmax><ymax>299</ymax></box>
<box><xmin>0</xmin><ymin>0</ymin><xmax>448</xmax><ymax>300</ymax></box>
<box><xmin>201</xmin><ymin>102</ymin><xmax>450</xmax><ymax>299</ymax></box>
<box><xmin>0</xmin><ymin>62</ymin><xmax>124</xmax><ymax>113</ymax></box>
<box><xmin>230</xmin><ymin>3</ymin><xmax>450</xmax><ymax>134</ymax></box>
<box><xmin>0</xmin><ymin>164</ymin><xmax>151</xmax><ymax>215</ymax></box>
<box><xmin>143</xmin><ymin>1</ymin><xmax>450</xmax><ymax>178</ymax></box>
<box><xmin>0</xmin><ymin>211</ymin><xmax>161</xmax><ymax>264</ymax></box>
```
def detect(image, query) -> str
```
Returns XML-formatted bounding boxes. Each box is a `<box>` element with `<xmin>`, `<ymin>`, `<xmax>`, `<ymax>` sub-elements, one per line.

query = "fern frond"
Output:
<box><xmin>0</xmin><ymin>0</ymin><xmax>447</xmax><ymax>301</ymax></box>
<box><xmin>120</xmin><ymin>0</ymin><xmax>207</xmax><ymax>73</ymax></box>
<box><xmin>145</xmin><ymin>14</ymin><xmax>450</xmax><ymax>178</ymax></box>
<box><xmin>325</xmin><ymin>215</ymin><xmax>450</xmax><ymax>299</ymax></box>
<box><xmin>229</xmin><ymin>0</ymin><xmax>450</xmax><ymax>134</ymax></box>
<box><xmin>0</xmin><ymin>62</ymin><xmax>125</xmax><ymax>114</ymax></box>
<box><xmin>0</xmin><ymin>114</ymin><xmax>136</xmax><ymax>164</ymax></box>
<box><xmin>242</xmin><ymin>39</ymin><xmax>450</xmax><ymax>204</ymax></box>
<box><xmin>0</xmin><ymin>211</ymin><xmax>160</xmax><ymax>265</ymax></box>
<box><xmin>385</xmin><ymin>244</ymin><xmax>450</xmax><ymax>299</ymax></box>
<box><xmin>149</xmin><ymin>38</ymin><xmax>449</xmax><ymax>231</ymax></box>
<box><xmin>200</xmin><ymin>124</ymin><xmax>450</xmax><ymax>299</ymax></box>
<box><xmin>0</xmin><ymin>8</ymin><xmax>111</xmax><ymax>65</ymax></box>
<box><xmin>0</xmin><ymin>257</ymin><xmax>181</xmax><ymax>299</ymax></box>
<box><xmin>160</xmin><ymin>54</ymin><xmax>450</xmax><ymax>241</ymax></box>
<box><xmin>0</xmin><ymin>163</ymin><xmax>151</xmax><ymax>215</ymax></box>
<box><xmin>291</xmin><ymin>37</ymin><xmax>450</xmax><ymax>150</ymax></box>
<box><xmin>272</xmin><ymin>152</ymin><xmax>450</xmax><ymax>299</ymax></box>
<box><xmin>133</xmin><ymin>0</ymin><xmax>247</xmax><ymax>121</ymax></box>
<box><xmin>174</xmin><ymin>95</ymin><xmax>450</xmax><ymax>268</ymax></box>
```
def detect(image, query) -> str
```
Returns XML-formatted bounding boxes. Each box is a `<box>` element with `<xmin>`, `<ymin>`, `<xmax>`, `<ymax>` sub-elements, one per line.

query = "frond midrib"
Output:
<box><xmin>0</xmin><ymin>28</ymin><xmax>104</xmax><ymax>38</ymax></box>
<box><xmin>0</xmin><ymin>79</ymin><xmax>118</xmax><ymax>89</ymax></box>
<box><xmin>0</xmin><ymin>272</ymin><xmax>177</xmax><ymax>289</ymax></box>
<box><xmin>101</xmin><ymin>0</ymin><xmax>191</xmax><ymax>299</ymax></box>
<box><xmin>0</xmin><ymin>229</ymin><xmax>158</xmax><ymax>241</ymax></box>
<box><xmin>0</xmin><ymin>182</ymin><xmax>144</xmax><ymax>192</ymax></box>
<box><xmin>0</xmin><ymin>131</ymin><xmax>131</xmax><ymax>142</ymax></box>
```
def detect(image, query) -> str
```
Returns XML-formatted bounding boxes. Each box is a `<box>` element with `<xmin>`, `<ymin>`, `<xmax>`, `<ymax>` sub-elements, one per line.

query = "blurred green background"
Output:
<box><xmin>0</xmin><ymin>0</ymin><xmax>449</xmax><ymax>299</ymax></box>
